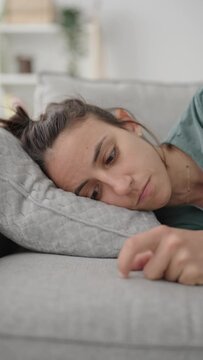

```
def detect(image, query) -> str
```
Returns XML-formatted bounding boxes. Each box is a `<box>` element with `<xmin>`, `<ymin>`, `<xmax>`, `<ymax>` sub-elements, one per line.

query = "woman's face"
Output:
<box><xmin>45</xmin><ymin>115</ymin><xmax>172</xmax><ymax>211</ymax></box>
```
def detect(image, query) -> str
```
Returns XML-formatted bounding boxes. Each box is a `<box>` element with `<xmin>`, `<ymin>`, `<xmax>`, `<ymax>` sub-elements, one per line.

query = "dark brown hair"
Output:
<box><xmin>0</xmin><ymin>98</ymin><xmax>168</xmax><ymax>174</ymax></box>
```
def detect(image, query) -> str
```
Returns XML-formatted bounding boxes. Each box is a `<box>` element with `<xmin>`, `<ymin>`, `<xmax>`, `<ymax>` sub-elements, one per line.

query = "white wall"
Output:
<box><xmin>55</xmin><ymin>0</ymin><xmax>203</xmax><ymax>82</ymax></box>
<box><xmin>1</xmin><ymin>0</ymin><xmax>203</xmax><ymax>82</ymax></box>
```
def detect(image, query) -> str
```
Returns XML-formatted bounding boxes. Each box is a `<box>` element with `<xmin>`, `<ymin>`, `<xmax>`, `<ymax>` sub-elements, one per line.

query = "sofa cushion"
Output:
<box><xmin>0</xmin><ymin>128</ymin><xmax>159</xmax><ymax>257</ymax></box>
<box><xmin>34</xmin><ymin>73</ymin><xmax>203</xmax><ymax>141</ymax></box>
<box><xmin>1</xmin><ymin>253</ymin><xmax>203</xmax><ymax>360</ymax></box>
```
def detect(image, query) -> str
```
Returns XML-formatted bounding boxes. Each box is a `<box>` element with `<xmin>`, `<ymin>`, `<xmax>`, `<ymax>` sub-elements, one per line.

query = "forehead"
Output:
<box><xmin>44</xmin><ymin>115</ymin><xmax>117</xmax><ymax>190</ymax></box>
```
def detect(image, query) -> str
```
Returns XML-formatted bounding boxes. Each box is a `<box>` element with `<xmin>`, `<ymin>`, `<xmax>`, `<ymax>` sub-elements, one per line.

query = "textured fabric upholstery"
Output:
<box><xmin>0</xmin><ymin>127</ymin><xmax>159</xmax><ymax>258</ymax></box>
<box><xmin>1</xmin><ymin>253</ymin><xmax>203</xmax><ymax>360</ymax></box>
<box><xmin>1</xmin><ymin>75</ymin><xmax>203</xmax><ymax>360</ymax></box>
<box><xmin>34</xmin><ymin>73</ymin><xmax>203</xmax><ymax>141</ymax></box>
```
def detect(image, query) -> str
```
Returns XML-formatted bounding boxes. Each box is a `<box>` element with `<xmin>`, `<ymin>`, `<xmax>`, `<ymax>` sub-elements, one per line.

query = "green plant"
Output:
<box><xmin>60</xmin><ymin>8</ymin><xmax>85</xmax><ymax>76</ymax></box>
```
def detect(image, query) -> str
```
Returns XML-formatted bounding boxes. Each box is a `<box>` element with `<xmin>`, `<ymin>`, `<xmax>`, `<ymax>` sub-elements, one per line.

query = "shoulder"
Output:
<box><xmin>190</xmin><ymin>87</ymin><xmax>203</xmax><ymax>119</ymax></box>
<box><xmin>193</xmin><ymin>86</ymin><xmax>203</xmax><ymax>102</ymax></box>
<box><xmin>178</xmin><ymin>86</ymin><xmax>203</xmax><ymax>129</ymax></box>
<box><xmin>164</xmin><ymin>86</ymin><xmax>203</xmax><ymax>140</ymax></box>
<box><xmin>162</xmin><ymin>87</ymin><xmax>203</xmax><ymax>169</ymax></box>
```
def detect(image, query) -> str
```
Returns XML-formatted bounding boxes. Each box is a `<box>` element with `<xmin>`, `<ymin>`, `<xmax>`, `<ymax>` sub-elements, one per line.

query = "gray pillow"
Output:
<box><xmin>0</xmin><ymin>128</ymin><xmax>160</xmax><ymax>258</ymax></box>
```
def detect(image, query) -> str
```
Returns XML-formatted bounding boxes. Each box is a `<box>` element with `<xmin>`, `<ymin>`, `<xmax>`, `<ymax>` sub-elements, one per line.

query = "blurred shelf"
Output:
<box><xmin>0</xmin><ymin>23</ymin><xmax>60</xmax><ymax>34</ymax></box>
<box><xmin>0</xmin><ymin>73</ymin><xmax>37</xmax><ymax>85</ymax></box>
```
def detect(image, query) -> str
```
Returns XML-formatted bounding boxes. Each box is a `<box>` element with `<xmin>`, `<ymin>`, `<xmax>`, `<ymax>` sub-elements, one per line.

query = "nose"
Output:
<box><xmin>98</xmin><ymin>171</ymin><xmax>133</xmax><ymax>196</ymax></box>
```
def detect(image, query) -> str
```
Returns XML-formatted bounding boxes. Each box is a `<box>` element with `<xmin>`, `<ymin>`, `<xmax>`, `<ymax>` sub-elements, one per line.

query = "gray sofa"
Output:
<box><xmin>1</xmin><ymin>74</ymin><xmax>203</xmax><ymax>360</ymax></box>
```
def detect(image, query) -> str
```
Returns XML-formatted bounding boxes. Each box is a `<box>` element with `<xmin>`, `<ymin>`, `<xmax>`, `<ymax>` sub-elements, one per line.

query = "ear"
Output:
<box><xmin>113</xmin><ymin>107</ymin><xmax>143</xmax><ymax>136</ymax></box>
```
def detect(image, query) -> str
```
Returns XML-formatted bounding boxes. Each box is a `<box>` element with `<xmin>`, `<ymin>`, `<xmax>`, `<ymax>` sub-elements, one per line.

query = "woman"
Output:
<box><xmin>1</xmin><ymin>88</ymin><xmax>203</xmax><ymax>285</ymax></box>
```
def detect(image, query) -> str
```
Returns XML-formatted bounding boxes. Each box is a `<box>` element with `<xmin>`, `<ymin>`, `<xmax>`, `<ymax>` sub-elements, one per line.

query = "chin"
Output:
<box><xmin>155</xmin><ymin>191</ymin><xmax>172</xmax><ymax>210</ymax></box>
<box><xmin>136</xmin><ymin>192</ymin><xmax>171</xmax><ymax>211</ymax></box>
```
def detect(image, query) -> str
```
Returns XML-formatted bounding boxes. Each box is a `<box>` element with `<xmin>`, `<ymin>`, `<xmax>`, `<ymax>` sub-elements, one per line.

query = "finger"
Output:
<box><xmin>178</xmin><ymin>261</ymin><xmax>203</xmax><ymax>285</ymax></box>
<box><xmin>164</xmin><ymin>249</ymin><xmax>190</xmax><ymax>282</ymax></box>
<box><xmin>118</xmin><ymin>226</ymin><xmax>167</xmax><ymax>277</ymax></box>
<box><xmin>131</xmin><ymin>251</ymin><xmax>154</xmax><ymax>271</ymax></box>
<box><xmin>143</xmin><ymin>234</ymin><xmax>180</xmax><ymax>281</ymax></box>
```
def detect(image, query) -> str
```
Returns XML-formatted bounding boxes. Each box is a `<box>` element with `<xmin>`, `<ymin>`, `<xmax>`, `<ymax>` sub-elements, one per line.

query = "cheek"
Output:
<box><xmin>150</xmin><ymin>171</ymin><xmax>172</xmax><ymax>209</ymax></box>
<box><xmin>159</xmin><ymin>174</ymin><xmax>172</xmax><ymax>203</ymax></box>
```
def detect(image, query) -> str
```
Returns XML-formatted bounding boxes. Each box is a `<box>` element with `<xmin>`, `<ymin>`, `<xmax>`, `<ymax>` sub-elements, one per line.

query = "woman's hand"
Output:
<box><xmin>118</xmin><ymin>225</ymin><xmax>203</xmax><ymax>285</ymax></box>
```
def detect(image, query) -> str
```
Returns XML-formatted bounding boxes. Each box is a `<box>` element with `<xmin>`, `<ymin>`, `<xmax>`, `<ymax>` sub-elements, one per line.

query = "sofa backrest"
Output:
<box><xmin>34</xmin><ymin>73</ymin><xmax>203</xmax><ymax>141</ymax></box>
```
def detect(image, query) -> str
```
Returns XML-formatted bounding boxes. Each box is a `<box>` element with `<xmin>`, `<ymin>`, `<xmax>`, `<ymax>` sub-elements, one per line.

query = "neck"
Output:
<box><xmin>159</xmin><ymin>145</ymin><xmax>203</xmax><ymax>207</ymax></box>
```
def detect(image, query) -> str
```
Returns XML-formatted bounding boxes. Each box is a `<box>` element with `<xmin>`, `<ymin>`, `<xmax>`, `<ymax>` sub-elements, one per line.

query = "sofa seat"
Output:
<box><xmin>1</xmin><ymin>252</ymin><xmax>203</xmax><ymax>360</ymax></box>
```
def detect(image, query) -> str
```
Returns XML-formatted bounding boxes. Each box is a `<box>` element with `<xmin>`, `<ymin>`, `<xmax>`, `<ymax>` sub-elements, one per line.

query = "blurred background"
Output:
<box><xmin>0</xmin><ymin>0</ymin><xmax>203</xmax><ymax>116</ymax></box>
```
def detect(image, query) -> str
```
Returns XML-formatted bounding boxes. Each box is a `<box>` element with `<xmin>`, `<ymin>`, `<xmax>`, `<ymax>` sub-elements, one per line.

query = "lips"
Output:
<box><xmin>137</xmin><ymin>178</ymin><xmax>150</xmax><ymax>205</ymax></box>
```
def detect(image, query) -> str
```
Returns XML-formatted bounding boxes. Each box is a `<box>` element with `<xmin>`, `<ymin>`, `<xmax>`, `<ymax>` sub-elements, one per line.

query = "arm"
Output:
<box><xmin>118</xmin><ymin>225</ymin><xmax>203</xmax><ymax>285</ymax></box>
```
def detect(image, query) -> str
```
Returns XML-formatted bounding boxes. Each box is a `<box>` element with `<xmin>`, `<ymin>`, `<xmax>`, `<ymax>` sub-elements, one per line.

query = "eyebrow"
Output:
<box><xmin>74</xmin><ymin>136</ymin><xmax>107</xmax><ymax>196</ymax></box>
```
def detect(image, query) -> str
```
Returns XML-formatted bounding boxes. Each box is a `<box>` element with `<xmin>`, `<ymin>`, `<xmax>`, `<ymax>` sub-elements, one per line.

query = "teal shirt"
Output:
<box><xmin>154</xmin><ymin>87</ymin><xmax>203</xmax><ymax>230</ymax></box>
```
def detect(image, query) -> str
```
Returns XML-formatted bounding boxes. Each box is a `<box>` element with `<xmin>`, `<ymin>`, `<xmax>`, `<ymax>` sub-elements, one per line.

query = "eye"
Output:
<box><xmin>90</xmin><ymin>184</ymin><xmax>100</xmax><ymax>200</ymax></box>
<box><xmin>105</xmin><ymin>147</ymin><xmax>117</xmax><ymax>166</ymax></box>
